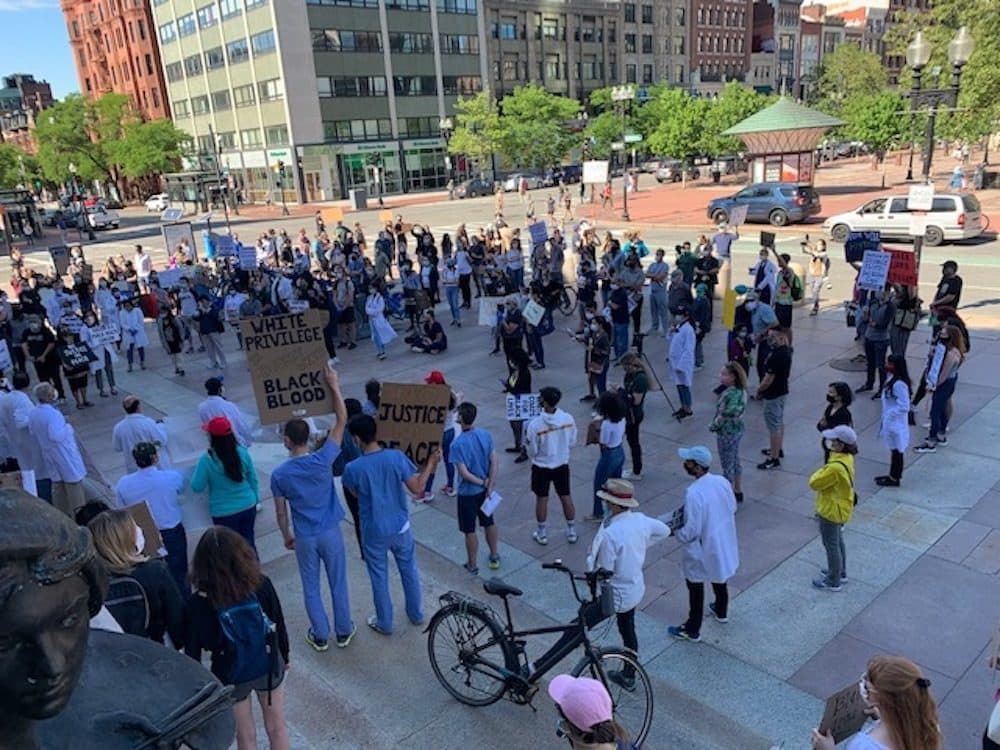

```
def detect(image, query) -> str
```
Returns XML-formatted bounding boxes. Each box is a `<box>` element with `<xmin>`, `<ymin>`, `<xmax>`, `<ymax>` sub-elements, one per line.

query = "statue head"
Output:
<box><xmin>0</xmin><ymin>489</ymin><xmax>106</xmax><ymax>738</ymax></box>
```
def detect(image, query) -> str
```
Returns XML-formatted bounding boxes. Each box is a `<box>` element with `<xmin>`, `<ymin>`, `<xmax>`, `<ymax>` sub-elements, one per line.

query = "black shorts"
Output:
<box><xmin>531</xmin><ymin>464</ymin><xmax>571</xmax><ymax>498</ymax></box>
<box><xmin>774</xmin><ymin>303</ymin><xmax>793</xmax><ymax>328</ymax></box>
<box><xmin>457</xmin><ymin>491</ymin><xmax>495</xmax><ymax>534</ymax></box>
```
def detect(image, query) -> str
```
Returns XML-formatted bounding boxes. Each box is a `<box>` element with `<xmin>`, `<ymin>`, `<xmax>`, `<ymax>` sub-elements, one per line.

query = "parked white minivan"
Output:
<box><xmin>823</xmin><ymin>193</ymin><xmax>984</xmax><ymax>246</ymax></box>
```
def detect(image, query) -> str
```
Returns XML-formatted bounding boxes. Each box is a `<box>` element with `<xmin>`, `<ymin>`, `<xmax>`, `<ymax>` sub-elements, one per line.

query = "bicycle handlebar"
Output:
<box><xmin>542</xmin><ymin>560</ymin><xmax>611</xmax><ymax>604</ymax></box>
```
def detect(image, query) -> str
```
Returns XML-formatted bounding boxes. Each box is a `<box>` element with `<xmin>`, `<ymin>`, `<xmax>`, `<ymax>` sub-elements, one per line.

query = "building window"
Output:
<box><xmin>233</xmin><ymin>84</ymin><xmax>256</xmax><ymax>107</ymax></box>
<box><xmin>151</xmin><ymin>89</ymin><xmax>160</xmax><ymax>109</ymax></box>
<box><xmin>265</xmin><ymin>124</ymin><xmax>289</xmax><ymax>146</ymax></box>
<box><xmin>437</xmin><ymin>0</ymin><xmax>475</xmax><ymax>13</ymax></box>
<box><xmin>580</xmin><ymin>16</ymin><xmax>596</xmax><ymax>42</ymax></box>
<box><xmin>497</xmin><ymin>19</ymin><xmax>517</xmax><ymax>40</ymax></box>
<box><xmin>674</xmin><ymin>7</ymin><xmax>685</xmax><ymax>26</ymax></box>
<box><xmin>173</xmin><ymin>99</ymin><xmax>189</xmax><ymax>118</ymax></box>
<box><xmin>625</xmin><ymin>63</ymin><xmax>636</xmax><ymax>83</ymax></box>
<box><xmin>312</xmin><ymin>29</ymin><xmax>382</xmax><ymax>52</ymax></box>
<box><xmin>544</xmin><ymin>54</ymin><xmax>561</xmax><ymax>80</ymax></box>
<box><xmin>624</xmin><ymin>33</ymin><xmax>636</xmax><ymax>53</ymax></box>
<box><xmin>145</xmin><ymin>53</ymin><xmax>154</xmax><ymax>76</ymax></box>
<box><xmin>217</xmin><ymin>131</ymin><xmax>237</xmax><ymax>150</ymax></box>
<box><xmin>501</xmin><ymin>56</ymin><xmax>521</xmax><ymax>81</ymax></box>
<box><xmin>323</xmin><ymin>118</ymin><xmax>394</xmax><ymax>141</ymax></box>
<box><xmin>165</xmin><ymin>61</ymin><xmax>183</xmax><ymax>82</ymax></box>
<box><xmin>673</xmin><ymin>35</ymin><xmax>684</xmax><ymax>54</ymax></box>
<box><xmin>385</xmin><ymin>0</ymin><xmax>428</xmax><ymax>9</ymax></box>
<box><xmin>241</xmin><ymin>128</ymin><xmax>262</xmax><ymax>147</ymax></box>
<box><xmin>316</xmin><ymin>76</ymin><xmax>388</xmax><ymax>97</ymax></box>
<box><xmin>442</xmin><ymin>75</ymin><xmax>482</xmax><ymax>95</ymax></box>
<box><xmin>641</xmin><ymin>34</ymin><xmax>652</xmax><ymax>53</ymax></box>
<box><xmin>393</xmin><ymin>75</ymin><xmax>437</xmax><ymax>96</ymax></box>
<box><xmin>196</xmin><ymin>134</ymin><xmax>214</xmax><ymax>153</ymax></box>
<box><xmin>197</xmin><ymin>3</ymin><xmax>216</xmax><ymax>28</ymax></box>
<box><xmin>226</xmin><ymin>38</ymin><xmax>249</xmax><ymax>64</ymax></box>
<box><xmin>258</xmin><ymin>78</ymin><xmax>284</xmax><ymax>101</ymax></box>
<box><xmin>183</xmin><ymin>54</ymin><xmax>203</xmax><ymax>76</ymax></box>
<box><xmin>542</xmin><ymin>18</ymin><xmax>559</xmax><ymax>40</ymax></box>
<box><xmin>158</xmin><ymin>21</ymin><xmax>175</xmax><ymax>43</ymax></box>
<box><xmin>177</xmin><ymin>13</ymin><xmax>196</xmax><ymax>36</ymax></box>
<box><xmin>642</xmin><ymin>63</ymin><xmax>653</xmax><ymax>84</ymax></box>
<box><xmin>608</xmin><ymin>21</ymin><xmax>616</xmax><ymax>43</ymax></box>
<box><xmin>389</xmin><ymin>32</ymin><xmax>433</xmax><ymax>53</ymax></box>
<box><xmin>191</xmin><ymin>95</ymin><xmax>210</xmax><ymax>115</ymax></box>
<box><xmin>211</xmin><ymin>90</ymin><xmax>231</xmax><ymax>111</ymax></box>
<box><xmin>205</xmin><ymin>46</ymin><xmax>225</xmax><ymax>69</ymax></box>
<box><xmin>624</xmin><ymin>3</ymin><xmax>635</xmax><ymax>23</ymax></box>
<box><xmin>398</xmin><ymin>117</ymin><xmax>438</xmax><ymax>137</ymax></box>
<box><xmin>219</xmin><ymin>0</ymin><xmax>241</xmax><ymax>19</ymax></box>
<box><xmin>251</xmin><ymin>29</ymin><xmax>276</xmax><ymax>56</ymax></box>
<box><xmin>246</xmin><ymin>0</ymin><xmax>266</xmax><ymax>8</ymax></box>
<box><xmin>305</xmin><ymin>0</ymin><xmax>378</xmax><ymax>5</ymax></box>
<box><xmin>641</xmin><ymin>4</ymin><xmax>653</xmax><ymax>23</ymax></box>
<box><xmin>440</xmin><ymin>34</ymin><xmax>479</xmax><ymax>54</ymax></box>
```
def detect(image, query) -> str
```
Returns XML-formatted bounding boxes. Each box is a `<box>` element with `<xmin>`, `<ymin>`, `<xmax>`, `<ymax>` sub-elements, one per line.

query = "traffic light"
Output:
<box><xmin>277</xmin><ymin>159</ymin><xmax>286</xmax><ymax>178</ymax></box>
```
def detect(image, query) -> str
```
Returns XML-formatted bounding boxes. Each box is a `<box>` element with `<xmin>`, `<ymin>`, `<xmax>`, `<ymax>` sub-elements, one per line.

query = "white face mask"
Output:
<box><xmin>745</xmin><ymin>302</ymin><xmax>757</xmax><ymax>311</ymax></box>
<box><xmin>134</xmin><ymin>524</ymin><xmax>146</xmax><ymax>554</ymax></box>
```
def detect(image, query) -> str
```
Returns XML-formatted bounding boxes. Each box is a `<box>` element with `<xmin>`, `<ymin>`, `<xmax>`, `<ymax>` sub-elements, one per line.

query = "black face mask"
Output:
<box><xmin>826</xmin><ymin>394</ymin><xmax>837</xmax><ymax>403</ymax></box>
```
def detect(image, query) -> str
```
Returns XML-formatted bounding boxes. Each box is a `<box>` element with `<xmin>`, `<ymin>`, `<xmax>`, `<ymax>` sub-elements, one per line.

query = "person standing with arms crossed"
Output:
<box><xmin>449</xmin><ymin>402</ymin><xmax>501</xmax><ymax>573</ymax></box>
<box><xmin>271</xmin><ymin>365</ymin><xmax>356</xmax><ymax>652</ymax></box>
<box><xmin>524</xmin><ymin>386</ymin><xmax>579</xmax><ymax>546</ymax></box>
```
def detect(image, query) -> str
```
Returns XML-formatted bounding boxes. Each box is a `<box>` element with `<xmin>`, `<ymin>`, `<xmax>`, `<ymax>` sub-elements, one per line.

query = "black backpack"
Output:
<box><xmin>106</xmin><ymin>573</ymin><xmax>150</xmax><ymax>636</ymax></box>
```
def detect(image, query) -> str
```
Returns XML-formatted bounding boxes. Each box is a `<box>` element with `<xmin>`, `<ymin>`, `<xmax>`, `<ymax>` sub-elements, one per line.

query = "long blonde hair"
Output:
<box><xmin>88</xmin><ymin>509</ymin><xmax>148</xmax><ymax>575</ymax></box>
<box><xmin>866</xmin><ymin>655</ymin><xmax>942</xmax><ymax>750</ymax></box>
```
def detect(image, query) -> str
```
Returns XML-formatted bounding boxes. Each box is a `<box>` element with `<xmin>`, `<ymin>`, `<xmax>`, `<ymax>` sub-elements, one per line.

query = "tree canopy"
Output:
<box><xmin>495</xmin><ymin>84</ymin><xmax>581</xmax><ymax>169</ymax></box>
<box><xmin>0</xmin><ymin>144</ymin><xmax>42</xmax><ymax>190</ymax></box>
<box><xmin>446</xmin><ymin>91</ymin><xmax>502</xmax><ymax>176</ymax></box>
<box><xmin>840</xmin><ymin>92</ymin><xmax>908</xmax><ymax>154</ymax></box>
<box><xmin>810</xmin><ymin>44</ymin><xmax>888</xmax><ymax>115</ymax></box>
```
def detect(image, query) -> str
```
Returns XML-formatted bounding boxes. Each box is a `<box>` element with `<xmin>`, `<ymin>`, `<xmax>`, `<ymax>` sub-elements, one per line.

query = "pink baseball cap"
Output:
<box><xmin>547</xmin><ymin>675</ymin><xmax>613</xmax><ymax>731</ymax></box>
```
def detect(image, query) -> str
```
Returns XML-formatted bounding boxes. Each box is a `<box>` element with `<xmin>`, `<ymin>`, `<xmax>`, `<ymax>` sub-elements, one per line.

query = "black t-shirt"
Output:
<box><xmin>818</xmin><ymin>404</ymin><xmax>853</xmax><ymax>432</ymax></box>
<box><xmin>761</xmin><ymin>346</ymin><xmax>792</xmax><ymax>399</ymax></box>
<box><xmin>934</xmin><ymin>275</ymin><xmax>963</xmax><ymax>307</ymax></box>
<box><xmin>610</xmin><ymin>287</ymin><xmax>630</xmax><ymax>324</ymax></box>
<box><xmin>21</xmin><ymin>326</ymin><xmax>56</xmax><ymax>360</ymax></box>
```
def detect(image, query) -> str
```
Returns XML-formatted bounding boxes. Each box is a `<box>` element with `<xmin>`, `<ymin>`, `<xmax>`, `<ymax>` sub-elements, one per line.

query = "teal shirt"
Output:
<box><xmin>190</xmin><ymin>445</ymin><xmax>259</xmax><ymax>518</ymax></box>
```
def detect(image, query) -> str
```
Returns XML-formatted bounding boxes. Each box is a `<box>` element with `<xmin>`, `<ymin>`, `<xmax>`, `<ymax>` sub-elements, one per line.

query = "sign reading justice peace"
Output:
<box><xmin>376</xmin><ymin>383</ymin><xmax>451</xmax><ymax>466</ymax></box>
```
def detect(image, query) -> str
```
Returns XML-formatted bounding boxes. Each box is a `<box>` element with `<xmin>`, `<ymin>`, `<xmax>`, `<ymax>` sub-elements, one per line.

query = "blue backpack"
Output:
<box><xmin>217</xmin><ymin>595</ymin><xmax>276</xmax><ymax>685</ymax></box>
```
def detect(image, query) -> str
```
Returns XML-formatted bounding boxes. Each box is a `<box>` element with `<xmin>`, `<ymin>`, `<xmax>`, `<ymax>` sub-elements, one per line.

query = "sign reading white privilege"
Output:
<box><xmin>505</xmin><ymin>393</ymin><xmax>542</xmax><ymax>421</ymax></box>
<box><xmin>240</xmin><ymin>310</ymin><xmax>331</xmax><ymax>424</ymax></box>
<box><xmin>857</xmin><ymin>250</ymin><xmax>891</xmax><ymax>292</ymax></box>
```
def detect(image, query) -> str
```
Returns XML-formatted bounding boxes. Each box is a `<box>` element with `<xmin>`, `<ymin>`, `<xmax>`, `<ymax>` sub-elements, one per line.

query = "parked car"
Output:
<box><xmin>543</xmin><ymin>164</ymin><xmax>582</xmax><ymax>185</ymax></box>
<box><xmin>455</xmin><ymin>177</ymin><xmax>495</xmax><ymax>199</ymax></box>
<box><xmin>707</xmin><ymin>182</ymin><xmax>822</xmax><ymax>227</ymax></box>
<box><xmin>104</xmin><ymin>197</ymin><xmax>125</xmax><ymax>209</ymax></box>
<box><xmin>145</xmin><ymin>193</ymin><xmax>170</xmax><ymax>211</ymax></box>
<box><xmin>823</xmin><ymin>193</ymin><xmax>983</xmax><ymax>246</ymax></box>
<box><xmin>85</xmin><ymin>206</ymin><xmax>121</xmax><ymax>229</ymax></box>
<box><xmin>502</xmin><ymin>172</ymin><xmax>545</xmax><ymax>192</ymax></box>
<box><xmin>656</xmin><ymin>161</ymin><xmax>700</xmax><ymax>183</ymax></box>
<box><xmin>639</xmin><ymin>159</ymin><xmax>662</xmax><ymax>173</ymax></box>
<box><xmin>40</xmin><ymin>209</ymin><xmax>78</xmax><ymax>228</ymax></box>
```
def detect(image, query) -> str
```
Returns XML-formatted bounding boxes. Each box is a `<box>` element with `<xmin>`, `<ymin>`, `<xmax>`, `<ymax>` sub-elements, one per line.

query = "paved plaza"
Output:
<box><xmin>12</xmin><ymin>163</ymin><xmax>1000</xmax><ymax>749</ymax></box>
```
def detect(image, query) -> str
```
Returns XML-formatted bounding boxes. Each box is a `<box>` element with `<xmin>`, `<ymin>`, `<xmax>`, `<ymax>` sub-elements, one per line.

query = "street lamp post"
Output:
<box><xmin>208</xmin><ymin>125</ymin><xmax>232</xmax><ymax>234</ymax></box>
<box><xmin>276</xmin><ymin>160</ymin><xmax>290</xmax><ymax>216</ymax></box>
<box><xmin>439</xmin><ymin>116</ymin><xmax>454</xmax><ymax>186</ymax></box>
<box><xmin>610</xmin><ymin>84</ymin><xmax>635</xmax><ymax>222</ymax></box>
<box><xmin>904</xmin><ymin>27</ymin><xmax>975</xmax><ymax>182</ymax></box>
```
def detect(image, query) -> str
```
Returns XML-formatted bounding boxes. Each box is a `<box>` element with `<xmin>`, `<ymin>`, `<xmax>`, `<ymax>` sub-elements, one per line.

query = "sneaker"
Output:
<box><xmin>422</xmin><ymin>491</ymin><xmax>435</xmax><ymax>503</ymax></box>
<box><xmin>566</xmin><ymin>528</ymin><xmax>579</xmax><ymax>544</ymax></box>
<box><xmin>935</xmin><ymin>436</ymin><xmax>948</xmax><ymax>447</ymax></box>
<box><xmin>488</xmin><ymin>554</ymin><xmax>500</xmax><ymax>570</ymax></box>
<box><xmin>579</xmin><ymin>394</ymin><xmax>596</xmax><ymax>402</ymax></box>
<box><xmin>442</xmin><ymin>486</ymin><xmax>457</xmax><ymax>497</ymax></box>
<box><xmin>514</xmin><ymin>452</ymin><xmax>529</xmax><ymax>464</ymax></box>
<box><xmin>761</xmin><ymin>449</ymin><xmax>785</xmax><ymax>458</ymax></box>
<box><xmin>305</xmin><ymin>630</ymin><xmax>329</xmax><ymax>652</ymax></box>
<box><xmin>335</xmin><ymin>624</ymin><xmax>357</xmax><ymax>648</ymax></box>
<box><xmin>820</xmin><ymin>569</ymin><xmax>848</xmax><ymax>584</ymax></box>
<box><xmin>622</xmin><ymin>469</ymin><xmax>642</xmax><ymax>481</ymax></box>
<box><xmin>607</xmin><ymin>669</ymin><xmax>636</xmax><ymax>691</ymax></box>
<box><xmin>366</xmin><ymin>614</ymin><xmax>391</xmax><ymax>635</ymax></box>
<box><xmin>463</xmin><ymin>562</ymin><xmax>479</xmax><ymax>575</ymax></box>
<box><xmin>914</xmin><ymin>441</ymin><xmax>937</xmax><ymax>454</ymax></box>
<box><xmin>708</xmin><ymin>602</ymin><xmax>728</xmax><ymax>623</ymax></box>
<box><xmin>812</xmin><ymin>577</ymin><xmax>843</xmax><ymax>592</ymax></box>
<box><xmin>757</xmin><ymin>458</ymin><xmax>781</xmax><ymax>470</ymax></box>
<box><xmin>668</xmin><ymin>625</ymin><xmax>701</xmax><ymax>642</ymax></box>
<box><xmin>922</xmin><ymin>420</ymin><xmax>932</xmax><ymax>429</ymax></box>
<box><xmin>532</xmin><ymin>530</ymin><xmax>548</xmax><ymax>546</ymax></box>
<box><xmin>874</xmin><ymin>475</ymin><xmax>900</xmax><ymax>487</ymax></box>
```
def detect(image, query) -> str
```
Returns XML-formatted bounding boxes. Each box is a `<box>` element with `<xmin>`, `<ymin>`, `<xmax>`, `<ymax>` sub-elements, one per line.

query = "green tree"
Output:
<box><xmin>701</xmin><ymin>82</ymin><xmax>774</xmax><ymax>157</ymax></box>
<box><xmin>646</xmin><ymin>88</ymin><xmax>709</xmax><ymax>165</ymax></box>
<box><xmin>811</xmin><ymin>44</ymin><xmax>887</xmax><ymax>114</ymax></box>
<box><xmin>841</xmin><ymin>92</ymin><xmax>908</xmax><ymax>155</ymax></box>
<box><xmin>496</xmin><ymin>83</ymin><xmax>581</xmax><ymax>168</ymax></box>
<box><xmin>0</xmin><ymin>145</ymin><xmax>42</xmax><ymax>189</ymax></box>
<box><xmin>447</xmin><ymin>91</ymin><xmax>502</xmax><ymax>177</ymax></box>
<box><xmin>111</xmin><ymin>119</ymin><xmax>188</xmax><ymax>179</ymax></box>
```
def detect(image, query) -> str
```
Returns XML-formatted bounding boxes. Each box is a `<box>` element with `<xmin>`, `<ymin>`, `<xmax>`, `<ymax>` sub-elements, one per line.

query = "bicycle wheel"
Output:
<box><xmin>572</xmin><ymin>647</ymin><xmax>653</xmax><ymax>746</ymax></box>
<box><xmin>558</xmin><ymin>286</ymin><xmax>577</xmax><ymax>316</ymax></box>
<box><xmin>427</xmin><ymin>604</ymin><xmax>511</xmax><ymax>707</ymax></box>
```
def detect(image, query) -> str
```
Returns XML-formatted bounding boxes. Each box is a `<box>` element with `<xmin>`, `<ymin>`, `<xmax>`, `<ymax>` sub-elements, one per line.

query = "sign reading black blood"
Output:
<box><xmin>376</xmin><ymin>383</ymin><xmax>451</xmax><ymax>466</ymax></box>
<box><xmin>240</xmin><ymin>309</ymin><xmax>331</xmax><ymax>424</ymax></box>
<box><xmin>819</xmin><ymin>681</ymin><xmax>870</xmax><ymax>744</ymax></box>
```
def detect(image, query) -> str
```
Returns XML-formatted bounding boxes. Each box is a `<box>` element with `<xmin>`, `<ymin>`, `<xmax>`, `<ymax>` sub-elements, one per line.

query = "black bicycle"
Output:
<box><xmin>426</xmin><ymin>561</ymin><xmax>653</xmax><ymax>746</ymax></box>
<box><xmin>557</xmin><ymin>284</ymin><xmax>578</xmax><ymax>316</ymax></box>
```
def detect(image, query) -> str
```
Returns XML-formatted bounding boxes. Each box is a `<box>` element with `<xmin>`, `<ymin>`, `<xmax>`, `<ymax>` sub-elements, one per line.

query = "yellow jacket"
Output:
<box><xmin>810</xmin><ymin>452</ymin><xmax>855</xmax><ymax>524</ymax></box>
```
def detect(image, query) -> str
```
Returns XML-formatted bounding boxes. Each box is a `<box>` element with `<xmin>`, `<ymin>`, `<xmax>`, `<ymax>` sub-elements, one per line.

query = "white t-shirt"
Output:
<box><xmin>600</xmin><ymin>418</ymin><xmax>625</xmax><ymax>448</ymax></box>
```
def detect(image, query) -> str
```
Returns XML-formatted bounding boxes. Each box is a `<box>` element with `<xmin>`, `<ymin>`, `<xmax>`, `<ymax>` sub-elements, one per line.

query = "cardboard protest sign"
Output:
<box><xmin>722</xmin><ymin>288</ymin><xmax>737</xmax><ymax>331</ymax></box>
<box><xmin>582</xmin><ymin>160</ymin><xmax>608</xmax><ymax>185</ymax></box>
<box><xmin>505</xmin><ymin>394</ymin><xmax>541</xmax><ymax>421</ymax></box>
<box><xmin>287</xmin><ymin>300</ymin><xmax>309</xmax><ymax>314</ymax></box>
<box><xmin>88</xmin><ymin>323</ymin><xmax>120</xmax><ymax>347</ymax></box>
<box><xmin>844</xmin><ymin>231</ymin><xmax>880</xmax><ymax>264</ymax></box>
<box><xmin>727</xmin><ymin>204</ymin><xmax>748</xmax><ymax>227</ymax></box>
<box><xmin>908</xmin><ymin>214</ymin><xmax>928</xmax><ymax>238</ymax></box>
<box><xmin>223</xmin><ymin>295</ymin><xmax>245</xmax><ymax>325</ymax></box>
<box><xmin>49</xmin><ymin>245</ymin><xmax>70</xmax><ymax>276</ymax></box>
<box><xmin>528</xmin><ymin>221</ymin><xmax>549</xmax><ymax>247</ymax></box>
<box><xmin>61</xmin><ymin>315</ymin><xmax>83</xmax><ymax>334</ymax></box>
<box><xmin>322</xmin><ymin>207</ymin><xmax>344</xmax><ymax>226</ymax></box>
<box><xmin>818</xmin><ymin>682</ymin><xmax>869</xmax><ymax>744</ymax></box>
<box><xmin>239</xmin><ymin>246</ymin><xmax>258</xmax><ymax>271</ymax></box>
<box><xmin>376</xmin><ymin>383</ymin><xmax>450</xmax><ymax>466</ymax></box>
<box><xmin>479</xmin><ymin>296</ymin><xmax>505</xmax><ymax>327</ymax></box>
<box><xmin>59</xmin><ymin>342</ymin><xmax>95</xmax><ymax>370</ymax></box>
<box><xmin>926</xmin><ymin>343</ymin><xmax>945</xmax><ymax>387</ymax></box>
<box><xmin>908</xmin><ymin>183</ymin><xmax>934</xmax><ymax>211</ymax></box>
<box><xmin>124</xmin><ymin>501</ymin><xmax>165</xmax><ymax>558</ymax></box>
<box><xmin>240</xmin><ymin>310</ymin><xmax>331</xmax><ymax>424</ymax></box>
<box><xmin>156</xmin><ymin>268</ymin><xmax>184</xmax><ymax>289</ymax></box>
<box><xmin>759</xmin><ymin>231</ymin><xmax>775</xmax><ymax>249</ymax></box>
<box><xmin>0</xmin><ymin>340</ymin><xmax>11</xmax><ymax>372</ymax></box>
<box><xmin>522</xmin><ymin>299</ymin><xmax>545</xmax><ymax>326</ymax></box>
<box><xmin>378</xmin><ymin>209</ymin><xmax>394</xmax><ymax>224</ymax></box>
<box><xmin>858</xmin><ymin>250</ymin><xmax>891</xmax><ymax>292</ymax></box>
<box><xmin>162</xmin><ymin>222</ymin><xmax>196</xmax><ymax>259</ymax></box>
<box><xmin>886</xmin><ymin>248</ymin><xmax>918</xmax><ymax>287</ymax></box>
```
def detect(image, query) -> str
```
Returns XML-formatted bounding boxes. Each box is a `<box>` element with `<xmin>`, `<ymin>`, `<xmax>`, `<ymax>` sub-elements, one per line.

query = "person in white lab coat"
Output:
<box><xmin>668</xmin><ymin>445</ymin><xmax>739</xmax><ymax>643</ymax></box>
<box><xmin>876</xmin><ymin>354</ymin><xmax>912</xmax><ymax>488</ymax></box>
<box><xmin>118</xmin><ymin>297</ymin><xmax>149</xmax><ymax>372</ymax></box>
<box><xmin>112</xmin><ymin>395</ymin><xmax>171</xmax><ymax>473</ymax></box>
<box><xmin>27</xmin><ymin>382</ymin><xmax>87</xmax><ymax>516</ymax></box>
<box><xmin>667</xmin><ymin>307</ymin><xmax>696</xmax><ymax>420</ymax></box>
<box><xmin>587</xmin><ymin>478</ymin><xmax>670</xmax><ymax>691</ymax></box>
<box><xmin>0</xmin><ymin>372</ymin><xmax>46</xmax><ymax>495</ymax></box>
<box><xmin>197</xmin><ymin>376</ymin><xmax>253</xmax><ymax>447</ymax></box>
<box><xmin>134</xmin><ymin>244</ymin><xmax>153</xmax><ymax>292</ymax></box>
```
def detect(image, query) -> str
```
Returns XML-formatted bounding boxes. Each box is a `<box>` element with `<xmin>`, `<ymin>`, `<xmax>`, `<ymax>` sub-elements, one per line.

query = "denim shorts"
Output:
<box><xmin>763</xmin><ymin>395</ymin><xmax>786</xmax><ymax>433</ymax></box>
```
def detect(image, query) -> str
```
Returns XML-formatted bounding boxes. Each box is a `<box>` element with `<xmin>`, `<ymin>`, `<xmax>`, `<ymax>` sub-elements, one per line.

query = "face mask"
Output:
<box><xmin>683</xmin><ymin>462</ymin><xmax>700</xmax><ymax>477</ymax></box>
<box><xmin>134</xmin><ymin>525</ymin><xmax>146</xmax><ymax>554</ymax></box>
<box><xmin>585</xmin><ymin>313</ymin><xmax>594</xmax><ymax>321</ymax></box>
<box><xmin>884</xmin><ymin>364</ymin><xmax>896</xmax><ymax>374</ymax></box>
<box><xmin>826</xmin><ymin>394</ymin><xmax>837</xmax><ymax>403</ymax></box>
<box><xmin>589</xmin><ymin>323</ymin><xmax>598</xmax><ymax>332</ymax></box>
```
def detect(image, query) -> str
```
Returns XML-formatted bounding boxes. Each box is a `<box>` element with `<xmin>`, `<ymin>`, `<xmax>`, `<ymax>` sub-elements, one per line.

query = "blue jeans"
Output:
<box><xmin>426</xmin><ymin>426</ymin><xmax>455</xmax><ymax>492</ymax></box>
<box><xmin>295</xmin><ymin>525</ymin><xmax>354</xmax><ymax>641</ymax></box>
<box><xmin>930</xmin><ymin>376</ymin><xmax>957</xmax><ymax>441</ymax></box>
<box><xmin>592</xmin><ymin>444</ymin><xmax>625</xmax><ymax>516</ymax></box>
<box><xmin>160</xmin><ymin>523</ymin><xmax>189</xmax><ymax>598</ymax></box>
<box><xmin>213</xmin><ymin>505</ymin><xmax>257</xmax><ymax>554</ymax></box>
<box><xmin>648</xmin><ymin>288</ymin><xmax>669</xmax><ymax>332</ymax></box>
<box><xmin>819</xmin><ymin>517</ymin><xmax>846</xmax><ymax>584</ymax></box>
<box><xmin>613</xmin><ymin>323</ymin><xmax>629</xmax><ymax>361</ymax></box>
<box><xmin>677</xmin><ymin>384</ymin><xmax>692</xmax><ymax>410</ymax></box>
<box><xmin>527</xmin><ymin>329</ymin><xmax>544</xmax><ymax>367</ymax></box>
<box><xmin>507</xmin><ymin>267</ymin><xmax>524</xmax><ymax>290</ymax></box>
<box><xmin>363</xmin><ymin>529</ymin><xmax>423</xmax><ymax>633</ymax></box>
<box><xmin>445</xmin><ymin>285</ymin><xmax>461</xmax><ymax>323</ymax></box>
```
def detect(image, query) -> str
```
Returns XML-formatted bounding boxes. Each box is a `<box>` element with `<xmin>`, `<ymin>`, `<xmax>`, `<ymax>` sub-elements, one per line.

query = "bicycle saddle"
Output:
<box><xmin>483</xmin><ymin>578</ymin><xmax>523</xmax><ymax>598</ymax></box>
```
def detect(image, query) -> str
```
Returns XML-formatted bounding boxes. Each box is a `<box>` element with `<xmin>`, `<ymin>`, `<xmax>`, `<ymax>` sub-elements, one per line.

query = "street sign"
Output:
<box><xmin>611</xmin><ymin>142</ymin><xmax>625</xmax><ymax>151</ymax></box>
<box><xmin>908</xmin><ymin>184</ymin><xmax>934</xmax><ymax>211</ymax></box>
<box><xmin>582</xmin><ymin>160</ymin><xmax>609</xmax><ymax>185</ymax></box>
<box><xmin>624</xmin><ymin>133</ymin><xmax>643</xmax><ymax>144</ymax></box>
<box><xmin>161</xmin><ymin>208</ymin><xmax>183</xmax><ymax>222</ymax></box>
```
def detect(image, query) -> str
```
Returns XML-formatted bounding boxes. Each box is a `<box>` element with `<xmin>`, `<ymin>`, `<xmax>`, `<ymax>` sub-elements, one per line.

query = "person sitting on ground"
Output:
<box><xmin>409</xmin><ymin>309</ymin><xmax>447</xmax><ymax>354</ymax></box>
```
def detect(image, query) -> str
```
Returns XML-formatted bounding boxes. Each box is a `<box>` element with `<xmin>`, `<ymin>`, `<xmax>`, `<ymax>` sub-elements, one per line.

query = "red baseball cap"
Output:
<box><xmin>424</xmin><ymin>370</ymin><xmax>446</xmax><ymax>385</ymax></box>
<box><xmin>202</xmin><ymin>416</ymin><xmax>233</xmax><ymax>437</ymax></box>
